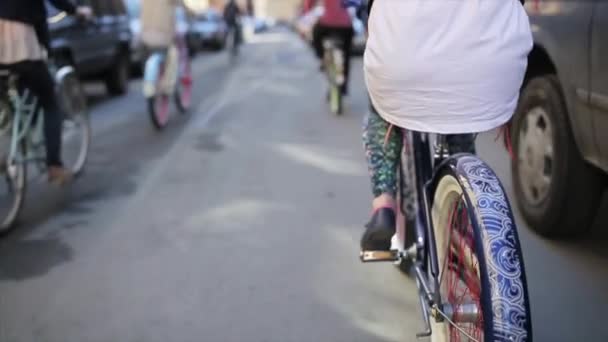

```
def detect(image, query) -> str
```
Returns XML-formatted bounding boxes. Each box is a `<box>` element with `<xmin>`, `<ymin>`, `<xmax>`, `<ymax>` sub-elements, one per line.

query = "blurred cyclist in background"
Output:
<box><xmin>304</xmin><ymin>0</ymin><xmax>354</xmax><ymax>96</ymax></box>
<box><xmin>0</xmin><ymin>0</ymin><xmax>91</xmax><ymax>185</ymax></box>
<box><xmin>224</xmin><ymin>0</ymin><xmax>243</xmax><ymax>50</ymax></box>
<box><xmin>140</xmin><ymin>0</ymin><xmax>186</xmax><ymax>98</ymax></box>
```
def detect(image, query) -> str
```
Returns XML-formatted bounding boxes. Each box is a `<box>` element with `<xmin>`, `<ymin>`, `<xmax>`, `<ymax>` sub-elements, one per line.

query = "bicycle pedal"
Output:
<box><xmin>360</xmin><ymin>250</ymin><xmax>400</xmax><ymax>263</ymax></box>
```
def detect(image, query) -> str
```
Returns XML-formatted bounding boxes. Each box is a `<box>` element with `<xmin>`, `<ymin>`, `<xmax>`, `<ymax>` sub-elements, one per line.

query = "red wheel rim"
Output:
<box><xmin>441</xmin><ymin>197</ymin><xmax>484</xmax><ymax>341</ymax></box>
<box><xmin>155</xmin><ymin>95</ymin><xmax>170</xmax><ymax>126</ymax></box>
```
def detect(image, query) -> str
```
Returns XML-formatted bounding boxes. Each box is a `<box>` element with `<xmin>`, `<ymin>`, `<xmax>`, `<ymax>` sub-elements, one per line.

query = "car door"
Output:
<box><xmin>590</xmin><ymin>2</ymin><xmax>608</xmax><ymax>171</ymax></box>
<box><xmin>47</xmin><ymin>0</ymin><xmax>96</xmax><ymax>71</ymax></box>
<box><xmin>109</xmin><ymin>0</ymin><xmax>131</xmax><ymax>51</ymax></box>
<box><xmin>88</xmin><ymin>0</ymin><xmax>117</xmax><ymax>68</ymax></box>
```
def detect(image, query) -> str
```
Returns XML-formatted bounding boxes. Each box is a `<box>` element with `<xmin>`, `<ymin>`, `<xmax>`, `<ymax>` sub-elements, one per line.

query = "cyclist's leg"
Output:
<box><xmin>14</xmin><ymin>60</ymin><xmax>70</xmax><ymax>183</ymax></box>
<box><xmin>312</xmin><ymin>23</ymin><xmax>324</xmax><ymax>59</ymax></box>
<box><xmin>162</xmin><ymin>45</ymin><xmax>178</xmax><ymax>93</ymax></box>
<box><xmin>340</xmin><ymin>27</ymin><xmax>354</xmax><ymax>95</ymax></box>
<box><xmin>361</xmin><ymin>103</ymin><xmax>402</xmax><ymax>250</ymax></box>
<box><xmin>143</xmin><ymin>47</ymin><xmax>168</xmax><ymax>95</ymax></box>
<box><xmin>312</xmin><ymin>23</ymin><xmax>329</xmax><ymax>71</ymax></box>
<box><xmin>14</xmin><ymin>61</ymin><xmax>62</xmax><ymax>167</ymax></box>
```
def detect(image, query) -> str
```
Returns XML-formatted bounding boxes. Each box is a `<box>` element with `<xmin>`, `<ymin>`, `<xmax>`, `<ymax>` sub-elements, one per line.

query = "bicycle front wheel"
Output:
<box><xmin>430</xmin><ymin>156</ymin><xmax>532</xmax><ymax>342</ymax></box>
<box><xmin>0</xmin><ymin>145</ymin><xmax>26</xmax><ymax>234</ymax></box>
<box><xmin>58</xmin><ymin>69</ymin><xmax>91</xmax><ymax>176</ymax></box>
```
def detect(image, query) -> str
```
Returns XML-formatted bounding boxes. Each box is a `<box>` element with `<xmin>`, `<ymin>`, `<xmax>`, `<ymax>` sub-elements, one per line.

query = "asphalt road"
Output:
<box><xmin>0</xmin><ymin>30</ymin><xmax>607</xmax><ymax>342</ymax></box>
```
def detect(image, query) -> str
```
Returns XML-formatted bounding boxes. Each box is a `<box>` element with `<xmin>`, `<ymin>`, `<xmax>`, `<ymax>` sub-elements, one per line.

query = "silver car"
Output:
<box><xmin>510</xmin><ymin>0</ymin><xmax>608</xmax><ymax>238</ymax></box>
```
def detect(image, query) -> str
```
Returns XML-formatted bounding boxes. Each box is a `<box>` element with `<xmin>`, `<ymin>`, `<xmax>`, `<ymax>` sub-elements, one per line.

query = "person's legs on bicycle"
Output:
<box><xmin>361</xmin><ymin>104</ymin><xmax>479</xmax><ymax>251</ymax></box>
<box><xmin>312</xmin><ymin>24</ymin><xmax>354</xmax><ymax>95</ymax></box>
<box><xmin>361</xmin><ymin>104</ymin><xmax>402</xmax><ymax>251</ymax></box>
<box><xmin>15</xmin><ymin>62</ymin><xmax>63</xmax><ymax>165</ymax></box>
<box><xmin>312</xmin><ymin>22</ymin><xmax>327</xmax><ymax>69</ymax></box>
<box><xmin>339</xmin><ymin>26</ymin><xmax>354</xmax><ymax>95</ymax></box>
<box><xmin>1</xmin><ymin>60</ymin><xmax>71</xmax><ymax>184</ymax></box>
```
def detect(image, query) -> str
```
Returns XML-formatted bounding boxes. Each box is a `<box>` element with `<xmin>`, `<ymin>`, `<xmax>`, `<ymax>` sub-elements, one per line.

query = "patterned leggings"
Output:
<box><xmin>363</xmin><ymin>105</ymin><xmax>476</xmax><ymax>204</ymax></box>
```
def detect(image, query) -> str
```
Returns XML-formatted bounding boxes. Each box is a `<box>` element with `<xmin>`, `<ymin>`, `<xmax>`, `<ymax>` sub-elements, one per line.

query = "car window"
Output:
<box><xmin>125</xmin><ymin>0</ymin><xmax>140</xmax><ymax>18</ymax></box>
<box><xmin>200</xmin><ymin>11</ymin><xmax>220</xmax><ymax>22</ymax></box>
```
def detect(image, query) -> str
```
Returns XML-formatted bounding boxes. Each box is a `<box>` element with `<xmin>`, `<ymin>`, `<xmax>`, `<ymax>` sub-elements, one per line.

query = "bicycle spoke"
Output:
<box><xmin>439</xmin><ymin>195</ymin><xmax>483</xmax><ymax>341</ymax></box>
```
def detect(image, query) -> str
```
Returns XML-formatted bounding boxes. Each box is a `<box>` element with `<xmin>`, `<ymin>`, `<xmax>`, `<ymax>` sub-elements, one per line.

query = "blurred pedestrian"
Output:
<box><xmin>224</xmin><ymin>0</ymin><xmax>243</xmax><ymax>49</ymax></box>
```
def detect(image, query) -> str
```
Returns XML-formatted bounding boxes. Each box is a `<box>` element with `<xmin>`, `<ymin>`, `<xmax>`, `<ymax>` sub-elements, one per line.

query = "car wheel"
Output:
<box><xmin>105</xmin><ymin>52</ymin><xmax>129</xmax><ymax>96</ymax></box>
<box><xmin>511</xmin><ymin>75</ymin><xmax>605</xmax><ymax>238</ymax></box>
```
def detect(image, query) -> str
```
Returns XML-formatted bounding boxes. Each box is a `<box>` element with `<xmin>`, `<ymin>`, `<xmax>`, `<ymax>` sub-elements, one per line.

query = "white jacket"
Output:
<box><xmin>364</xmin><ymin>0</ymin><xmax>533</xmax><ymax>134</ymax></box>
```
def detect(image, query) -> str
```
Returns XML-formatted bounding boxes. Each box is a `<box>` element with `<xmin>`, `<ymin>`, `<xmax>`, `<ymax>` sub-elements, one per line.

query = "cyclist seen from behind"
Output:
<box><xmin>140</xmin><ymin>0</ymin><xmax>185</xmax><ymax>96</ymax></box>
<box><xmin>0</xmin><ymin>0</ymin><xmax>91</xmax><ymax>185</ymax></box>
<box><xmin>360</xmin><ymin>0</ymin><xmax>532</xmax><ymax>251</ymax></box>
<box><xmin>224</xmin><ymin>0</ymin><xmax>243</xmax><ymax>51</ymax></box>
<box><xmin>304</xmin><ymin>0</ymin><xmax>354</xmax><ymax>96</ymax></box>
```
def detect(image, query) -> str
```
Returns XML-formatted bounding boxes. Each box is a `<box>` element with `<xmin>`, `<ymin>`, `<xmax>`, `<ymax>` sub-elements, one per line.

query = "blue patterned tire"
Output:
<box><xmin>430</xmin><ymin>155</ymin><xmax>532</xmax><ymax>342</ymax></box>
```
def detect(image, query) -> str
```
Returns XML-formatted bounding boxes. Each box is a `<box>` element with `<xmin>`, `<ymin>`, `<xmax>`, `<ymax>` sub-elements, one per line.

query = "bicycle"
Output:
<box><xmin>143</xmin><ymin>35</ymin><xmax>193</xmax><ymax>131</ymax></box>
<box><xmin>322</xmin><ymin>36</ymin><xmax>345</xmax><ymax>115</ymax></box>
<box><xmin>0</xmin><ymin>63</ymin><xmax>91</xmax><ymax>233</ymax></box>
<box><xmin>361</xmin><ymin>132</ymin><xmax>532</xmax><ymax>342</ymax></box>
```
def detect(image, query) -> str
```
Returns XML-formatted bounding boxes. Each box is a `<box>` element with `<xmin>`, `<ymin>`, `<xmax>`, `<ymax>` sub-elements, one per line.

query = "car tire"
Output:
<box><xmin>105</xmin><ymin>51</ymin><xmax>129</xmax><ymax>96</ymax></box>
<box><xmin>511</xmin><ymin>75</ymin><xmax>605</xmax><ymax>238</ymax></box>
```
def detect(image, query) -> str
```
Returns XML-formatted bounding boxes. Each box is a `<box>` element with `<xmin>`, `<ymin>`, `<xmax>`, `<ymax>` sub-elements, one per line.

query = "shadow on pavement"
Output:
<box><xmin>0</xmin><ymin>237</ymin><xmax>73</xmax><ymax>281</ymax></box>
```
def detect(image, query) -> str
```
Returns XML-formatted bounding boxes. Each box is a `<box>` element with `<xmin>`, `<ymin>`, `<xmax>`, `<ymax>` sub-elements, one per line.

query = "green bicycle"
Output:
<box><xmin>0</xmin><ymin>64</ymin><xmax>91</xmax><ymax>233</ymax></box>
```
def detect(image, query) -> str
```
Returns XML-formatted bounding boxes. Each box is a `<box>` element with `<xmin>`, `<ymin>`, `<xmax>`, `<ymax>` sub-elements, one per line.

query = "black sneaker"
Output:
<box><xmin>361</xmin><ymin>207</ymin><xmax>396</xmax><ymax>251</ymax></box>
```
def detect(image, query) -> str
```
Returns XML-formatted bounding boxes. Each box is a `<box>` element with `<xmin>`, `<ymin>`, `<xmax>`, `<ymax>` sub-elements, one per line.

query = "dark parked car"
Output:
<box><xmin>124</xmin><ymin>0</ymin><xmax>145</xmax><ymax>71</ymax></box>
<box><xmin>191</xmin><ymin>9</ymin><xmax>228</xmax><ymax>50</ymax></box>
<box><xmin>511</xmin><ymin>0</ymin><xmax>608</xmax><ymax>238</ymax></box>
<box><xmin>46</xmin><ymin>0</ymin><xmax>132</xmax><ymax>95</ymax></box>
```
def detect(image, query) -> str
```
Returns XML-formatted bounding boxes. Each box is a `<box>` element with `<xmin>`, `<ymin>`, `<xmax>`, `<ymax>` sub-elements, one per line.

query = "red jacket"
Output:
<box><xmin>304</xmin><ymin>0</ymin><xmax>352</xmax><ymax>28</ymax></box>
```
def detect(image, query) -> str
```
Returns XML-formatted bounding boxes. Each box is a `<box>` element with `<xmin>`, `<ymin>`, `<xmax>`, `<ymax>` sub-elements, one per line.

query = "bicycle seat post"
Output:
<box><xmin>434</xmin><ymin>135</ymin><xmax>450</xmax><ymax>164</ymax></box>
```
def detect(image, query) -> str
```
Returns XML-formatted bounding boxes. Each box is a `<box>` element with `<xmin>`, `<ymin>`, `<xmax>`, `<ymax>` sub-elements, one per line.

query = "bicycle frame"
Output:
<box><xmin>5</xmin><ymin>76</ymin><xmax>45</xmax><ymax>167</ymax></box>
<box><xmin>404</xmin><ymin>132</ymin><xmax>476</xmax><ymax>337</ymax></box>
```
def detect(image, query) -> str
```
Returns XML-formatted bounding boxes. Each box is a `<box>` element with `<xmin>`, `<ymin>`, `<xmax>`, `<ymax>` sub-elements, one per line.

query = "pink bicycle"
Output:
<box><xmin>143</xmin><ymin>35</ymin><xmax>193</xmax><ymax>131</ymax></box>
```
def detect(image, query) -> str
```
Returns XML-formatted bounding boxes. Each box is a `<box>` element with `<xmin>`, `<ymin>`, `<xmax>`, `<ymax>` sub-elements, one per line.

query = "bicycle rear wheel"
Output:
<box><xmin>57</xmin><ymin>68</ymin><xmax>90</xmax><ymax>176</ymax></box>
<box><xmin>430</xmin><ymin>156</ymin><xmax>532</xmax><ymax>342</ymax></box>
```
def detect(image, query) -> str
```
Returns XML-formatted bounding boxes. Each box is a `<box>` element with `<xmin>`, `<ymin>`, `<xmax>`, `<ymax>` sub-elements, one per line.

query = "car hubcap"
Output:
<box><xmin>518</xmin><ymin>107</ymin><xmax>554</xmax><ymax>206</ymax></box>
